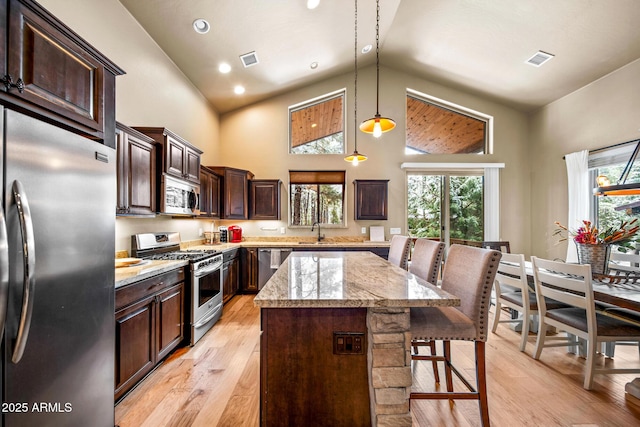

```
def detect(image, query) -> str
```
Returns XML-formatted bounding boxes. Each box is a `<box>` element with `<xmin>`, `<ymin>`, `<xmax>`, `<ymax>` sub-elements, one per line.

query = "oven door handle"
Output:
<box><xmin>194</xmin><ymin>262</ymin><xmax>222</xmax><ymax>278</ymax></box>
<box><xmin>194</xmin><ymin>304</ymin><xmax>222</xmax><ymax>328</ymax></box>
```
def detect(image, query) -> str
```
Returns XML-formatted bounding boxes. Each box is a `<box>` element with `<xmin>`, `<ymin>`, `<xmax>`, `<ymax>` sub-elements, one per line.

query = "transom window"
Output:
<box><xmin>405</xmin><ymin>89</ymin><xmax>493</xmax><ymax>155</ymax></box>
<box><xmin>289</xmin><ymin>90</ymin><xmax>345</xmax><ymax>154</ymax></box>
<box><xmin>289</xmin><ymin>170</ymin><xmax>345</xmax><ymax>227</ymax></box>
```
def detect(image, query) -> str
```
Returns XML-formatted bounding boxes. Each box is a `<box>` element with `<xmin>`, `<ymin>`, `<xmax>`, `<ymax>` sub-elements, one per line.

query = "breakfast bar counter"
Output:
<box><xmin>254</xmin><ymin>251</ymin><xmax>459</xmax><ymax>426</ymax></box>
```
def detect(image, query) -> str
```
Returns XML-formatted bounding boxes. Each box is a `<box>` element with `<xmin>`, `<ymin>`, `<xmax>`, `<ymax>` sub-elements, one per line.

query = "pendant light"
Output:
<box><xmin>594</xmin><ymin>139</ymin><xmax>640</xmax><ymax>196</ymax></box>
<box><xmin>359</xmin><ymin>0</ymin><xmax>395</xmax><ymax>138</ymax></box>
<box><xmin>345</xmin><ymin>0</ymin><xmax>367</xmax><ymax>165</ymax></box>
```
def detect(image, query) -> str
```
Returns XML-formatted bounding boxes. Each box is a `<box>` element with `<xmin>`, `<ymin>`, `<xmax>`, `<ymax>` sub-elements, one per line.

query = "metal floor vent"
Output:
<box><xmin>240</xmin><ymin>51</ymin><xmax>259</xmax><ymax>67</ymax></box>
<box><xmin>525</xmin><ymin>50</ymin><xmax>554</xmax><ymax>67</ymax></box>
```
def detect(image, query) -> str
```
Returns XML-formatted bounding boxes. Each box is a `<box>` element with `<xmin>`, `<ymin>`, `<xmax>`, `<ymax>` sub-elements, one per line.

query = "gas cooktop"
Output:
<box><xmin>144</xmin><ymin>250</ymin><xmax>219</xmax><ymax>262</ymax></box>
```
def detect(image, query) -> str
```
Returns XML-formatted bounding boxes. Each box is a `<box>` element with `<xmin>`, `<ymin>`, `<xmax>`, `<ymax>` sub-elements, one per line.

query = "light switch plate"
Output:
<box><xmin>390</xmin><ymin>227</ymin><xmax>401</xmax><ymax>235</ymax></box>
<box><xmin>280</xmin><ymin>227</ymin><xmax>286</xmax><ymax>234</ymax></box>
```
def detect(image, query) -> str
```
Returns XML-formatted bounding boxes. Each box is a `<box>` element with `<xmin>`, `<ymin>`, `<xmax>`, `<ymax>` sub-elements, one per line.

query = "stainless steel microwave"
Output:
<box><xmin>161</xmin><ymin>174</ymin><xmax>200</xmax><ymax>215</ymax></box>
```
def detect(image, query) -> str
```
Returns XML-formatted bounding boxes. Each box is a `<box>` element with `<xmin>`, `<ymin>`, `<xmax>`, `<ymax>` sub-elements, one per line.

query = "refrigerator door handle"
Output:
<box><xmin>11</xmin><ymin>180</ymin><xmax>36</xmax><ymax>363</ymax></box>
<box><xmin>0</xmin><ymin>206</ymin><xmax>9</xmax><ymax>341</ymax></box>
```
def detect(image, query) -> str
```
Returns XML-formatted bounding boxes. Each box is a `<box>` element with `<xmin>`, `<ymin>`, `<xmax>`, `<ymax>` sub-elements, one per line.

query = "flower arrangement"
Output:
<box><xmin>554</xmin><ymin>219</ymin><xmax>639</xmax><ymax>249</ymax></box>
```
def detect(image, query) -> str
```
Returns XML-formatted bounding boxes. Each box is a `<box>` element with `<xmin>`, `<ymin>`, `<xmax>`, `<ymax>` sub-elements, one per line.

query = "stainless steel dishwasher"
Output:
<box><xmin>258</xmin><ymin>248</ymin><xmax>292</xmax><ymax>289</ymax></box>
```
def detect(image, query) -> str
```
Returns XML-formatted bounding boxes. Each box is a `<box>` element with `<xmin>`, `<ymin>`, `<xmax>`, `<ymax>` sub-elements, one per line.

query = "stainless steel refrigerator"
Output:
<box><xmin>0</xmin><ymin>107</ymin><xmax>115</xmax><ymax>426</ymax></box>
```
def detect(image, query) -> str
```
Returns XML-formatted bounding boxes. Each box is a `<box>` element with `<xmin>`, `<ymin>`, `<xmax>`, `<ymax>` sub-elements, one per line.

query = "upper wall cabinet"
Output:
<box><xmin>208</xmin><ymin>167</ymin><xmax>254</xmax><ymax>219</ymax></box>
<box><xmin>354</xmin><ymin>180</ymin><xmax>389</xmax><ymax>220</ymax></box>
<box><xmin>199</xmin><ymin>166</ymin><xmax>221</xmax><ymax>219</ymax></box>
<box><xmin>0</xmin><ymin>0</ymin><xmax>125</xmax><ymax>147</ymax></box>
<box><xmin>250</xmin><ymin>180</ymin><xmax>281</xmax><ymax>220</ymax></box>
<box><xmin>134</xmin><ymin>127</ymin><xmax>202</xmax><ymax>185</ymax></box>
<box><xmin>116</xmin><ymin>122</ymin><xmax>157</xmax><ymax>216</ymax></box>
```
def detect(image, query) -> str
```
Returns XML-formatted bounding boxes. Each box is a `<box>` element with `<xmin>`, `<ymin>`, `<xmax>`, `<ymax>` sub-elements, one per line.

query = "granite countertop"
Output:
<box><xmin>115</xmin><ymin>241</ymin><xmax>392</xmax><ymax>289</ymax></box>
<box><xmin>115</xmin><ymin>259</ymin><xmax>188</xmax><ymax>289</ymax></box>
<box><xmin>254</xmin><ymin>251</ymin><xmax>459</xmax><ymax>309</ymax></box>
<box><xmin>187</xmin><ymin>240</ymin><xmax>391</xmax><ymax>250</ymax></box>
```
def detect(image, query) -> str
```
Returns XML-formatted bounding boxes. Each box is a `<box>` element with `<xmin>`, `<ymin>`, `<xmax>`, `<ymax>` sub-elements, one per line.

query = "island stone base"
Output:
<box><xmin>368</xmin><ymin>307</ymin><xmax>412</xmax><ymax>426</ymax></box>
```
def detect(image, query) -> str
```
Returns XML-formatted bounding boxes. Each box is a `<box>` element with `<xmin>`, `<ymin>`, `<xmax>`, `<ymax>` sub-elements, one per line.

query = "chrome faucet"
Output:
<box><xmin>311</xmin><ymin>222</ymin><xmax>324</xmax><ymax>242</ymax></box>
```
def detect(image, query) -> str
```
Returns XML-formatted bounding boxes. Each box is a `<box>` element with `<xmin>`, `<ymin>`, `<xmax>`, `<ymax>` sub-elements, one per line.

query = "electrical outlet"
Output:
<box><xmin>198</xmin><ymin>228</ymin><xmax>203</xmax><ymax>237</ymax></box>
<box><xmin>280</xmin><ymin>227</ymin><xmax>286</xmax><ymax>234</ymax></box>
<box><xmin>361</xmin><ymin>227</ymin><xmax>366</xmax><ymax>234</ymax></box>
<box><xmin>333</xmin><ymin>332</ymin><xmax>365</xmax><ymax>355</ymax></box>
<box><xmin>390</xmin><ymin>227</ymin><xmax>401</xmax><ymax>235</ymax></box>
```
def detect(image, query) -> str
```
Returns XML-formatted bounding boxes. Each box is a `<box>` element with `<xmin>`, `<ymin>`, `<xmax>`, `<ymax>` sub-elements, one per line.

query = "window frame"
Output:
<box><xmin>288</xmin><ymin>170</ymin><xmax>347</xmax><ymax>229</ymax></box>
<box><xmin>288</xmin><ymin>89</ymin><xmax>346</xmax><ymax>155</ymax></box>
<box><xmin>405</xmin><ymin>88</ymin><xmax>494</xmax><ymax>155</ymax></box>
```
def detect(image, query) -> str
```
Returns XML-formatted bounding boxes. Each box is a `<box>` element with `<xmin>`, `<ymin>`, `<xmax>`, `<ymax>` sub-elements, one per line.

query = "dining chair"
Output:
<box><xmin>410</xmin><ymin>245</ymin><xmax>502</xmax><ymax>427</ymax></box>
<box><xmin>481</xmin><ymin>241</ymin><xmax>511</xmax><ymax>253</ymax></box>
<box><xmin>387</xmin><ymin>235</ymin><xmax>412</xmax><ymax>270</ymax></box>
<box><xmin>531</xmin><ymin>256</ymin><xmax>640</xmax><ymax>389</ymax></box>
<box><xmin>409</xmin><ymin>238</ymin><xmax>446</xmax><ymax>382</ymax></box>
<box><xmin>608</xmin><ymin>248</ymin><xmax>640</xmax><ymax>274</ymax></box>
<box><xmin>491</xmin><ymin>253</ymin><xmax>568</xmax><ymax>352</ymax></box>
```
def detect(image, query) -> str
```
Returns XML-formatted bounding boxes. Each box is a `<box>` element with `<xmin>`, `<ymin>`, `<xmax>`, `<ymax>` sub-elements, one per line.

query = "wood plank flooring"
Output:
<box><xmin>116</xmin><ymin>295</ymin><xmax>640</xmax><ymax>426</ymax></box>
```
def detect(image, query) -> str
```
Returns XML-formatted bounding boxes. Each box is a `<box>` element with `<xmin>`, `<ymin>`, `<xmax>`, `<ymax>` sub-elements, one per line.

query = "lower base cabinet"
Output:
<box><xmin>114</xmin><ymin>268</ymin><xmax>185</xmax><ymax>402</ymax></box>
<box><xmin>222</xmin><ymin>249</ymin><xmax>240</xmax><ymax>303</ymax></box>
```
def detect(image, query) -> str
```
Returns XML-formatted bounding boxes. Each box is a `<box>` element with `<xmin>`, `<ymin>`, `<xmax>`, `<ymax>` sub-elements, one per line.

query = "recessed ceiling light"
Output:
<box><xmin>362</xmin><ymin>44</ymin><xmax>372</xmax><ymax>54</ymax></box>
<box><xmin>310</xmin><ymin>61</ymin><xmax>319</xmax><ymax>69</ymax></box>
<box><xmin>192</xmin><ymin>19</ymin><xmax>210</xmax><ymax>34</ymax></box>
<box><xmin>311</xmin><ymin>123</ymin><xmax>317</xmax><ymax>128</ymax></box>
<box><xmin>525</xmin><ymin>50</ymin><xmax>554</xmax><ymax>67</ymax></box>
<box><xmin>307</xmin><ymin>0</ymin><xmax>320</xmax><ymax>10</ymax></box>
<box><xmin>234</xmin><ymin>85</ymin><xmax>245</xmax><ymax>95</ymax></box>
<box><xmin>219</xmin><ymin>63</ymin><xmax>231</xmax><ymax>74</ymax></box>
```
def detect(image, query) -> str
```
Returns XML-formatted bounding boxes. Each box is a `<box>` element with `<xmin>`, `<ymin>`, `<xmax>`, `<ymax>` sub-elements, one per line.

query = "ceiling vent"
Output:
<box><xmin>525</xmin><ymin>51</ymin><xmax>554</xmax><ymax>67</ymax></box>
<box><xmin>240</xmin><ymin>51</ymin><xmax>259</xmax><ymax>68</ymax></box>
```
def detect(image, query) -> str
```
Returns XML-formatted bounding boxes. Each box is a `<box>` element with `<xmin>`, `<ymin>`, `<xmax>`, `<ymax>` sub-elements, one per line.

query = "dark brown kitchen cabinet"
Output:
<box><xmin>134</xmin><ymin>127</ymin><xmax>203</xmax><ymax>185</ymax></box>
<box><xmin>116</xmin><ymin>122</ymin><xmax>157</xmax><ymax>216</ymax></box>
<box><xmin>0</xmin><ymin>0</ymin><xmax>124</xmax><ymax>146</ymax></box>
<box><xmin>222</xmin><ymin>249</ymin><xmax>240</xmax><ymax>303</ymax></box>
<box><xmin>250</xmin><ymin>180</ymin><xmax>281</xmax><ymax>220</ymax></box>
<box><xmin>208</xmin><ymin>167</ymin><xmax>254</xmax><ymax>219</ymax></box>
<box><xmin>199</xmin><ymin>166</ymin><xmax>221</xmax><ymax>218</ymax></box>
<box><xmin>354</xmin><ymin>180</ymin><xmax>389</xmax><ymax>220</ymax></box>
<box><xmin>241</xmin><ymin>247</ymin><xmax>259</xmax><ymax>293</ymax></box>
<box><xmin>114</xmin><ymin>268</ymin><xmax>185</xmax><ymax>402</ymax></box>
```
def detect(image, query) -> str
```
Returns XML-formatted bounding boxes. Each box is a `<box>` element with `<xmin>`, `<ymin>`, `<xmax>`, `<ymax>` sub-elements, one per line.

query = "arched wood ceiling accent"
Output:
<box><xmin>290</xmin><ymin>96</ymin><xmax>343</xmax><ymax>148</ymax></box>
<box><xmin>406</xmin><ymin>96</ymin><xmax>485</xmax><ymax>154</ymax></box>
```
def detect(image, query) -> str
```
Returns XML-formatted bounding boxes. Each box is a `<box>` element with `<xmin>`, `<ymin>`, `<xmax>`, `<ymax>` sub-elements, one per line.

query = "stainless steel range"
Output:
<box><xmin>131</xmin><ymin>232</ymin><xmax>223</xmax><ymax>345</ymax></box>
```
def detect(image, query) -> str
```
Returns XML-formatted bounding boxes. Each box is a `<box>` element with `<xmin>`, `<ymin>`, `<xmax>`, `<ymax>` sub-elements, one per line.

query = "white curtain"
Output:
<box><xmin>565</xmin><ymin>150</ymin><xmax>590</xmax><ymax>262</ymax></box>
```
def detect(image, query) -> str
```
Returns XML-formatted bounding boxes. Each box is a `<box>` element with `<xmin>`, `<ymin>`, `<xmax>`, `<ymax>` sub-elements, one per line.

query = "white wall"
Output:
<box><xmin>530</xmin><ymin>58</ymin><xmax>640</xmax><ymax>260</ymax></box>
<box><xmin>38</xmin><ymin>0</ymin><xmax>222</xmax><ymax>252</ymax></box>
<box><xmin>219</xmin><ymin>65</ymin><xmax>532</xmax><ymax>253</ymax></box>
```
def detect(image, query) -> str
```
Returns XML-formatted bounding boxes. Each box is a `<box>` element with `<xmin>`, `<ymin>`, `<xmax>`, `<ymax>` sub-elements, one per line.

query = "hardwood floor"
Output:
<box><xmin>116</xmin><ymin>295</ymin><xmax>640</xmax><ymax>426</ymax></box>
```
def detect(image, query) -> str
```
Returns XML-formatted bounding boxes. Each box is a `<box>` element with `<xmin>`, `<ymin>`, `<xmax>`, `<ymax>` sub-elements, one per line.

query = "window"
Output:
<box><xmin>590</xmin><ymin>142</ymin><xmax>640</xmax><ymax>234</ymax></box>
<box><xmin>289</xmin><ymin>170</ymin><xmax>345</xmax><ymax>227</ymax></box>
<box><xmin>407</xmin><ymin>173</ymin><xmax>484</xmax><ymax>245</ymax></box>
<box><xmin>289</xmin><ymin>90</ymin><xmax>345</xmax><ymax>154</ymax></box>
<box><xmin>402</xmin><ymin>163</ymin><xmax>503</xmax><ymax>248</ymax></box>
<box><xmin>405</xmin><ymin>89</ymin><xmax>493</xmax><ymax>155</ymax></box>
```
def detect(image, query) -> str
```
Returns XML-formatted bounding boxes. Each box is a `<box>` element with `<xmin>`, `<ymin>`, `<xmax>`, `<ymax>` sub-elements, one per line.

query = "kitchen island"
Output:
<box><xmin>254</xmin><ymin>251</ymin><xmax>459</xmax><ymax>427</ymax></box>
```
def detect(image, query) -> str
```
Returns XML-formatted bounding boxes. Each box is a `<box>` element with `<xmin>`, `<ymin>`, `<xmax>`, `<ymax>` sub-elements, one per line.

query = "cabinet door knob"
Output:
<box><xmin>1</xmin><ymin>75</ymin><xmax>25</xmax><ymax>93</ymax></box>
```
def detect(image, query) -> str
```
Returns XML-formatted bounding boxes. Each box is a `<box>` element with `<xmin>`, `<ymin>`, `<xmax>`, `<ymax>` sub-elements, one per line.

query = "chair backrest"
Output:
<box><xmin>441</xmin><ymin>244</ymin><xmax>502</xmax><ymax>341</ymax></box>
<box><xmin>494</xmin><ymin>253</ymin><xmax>529</xmax><ymax>296</ymax></box>
<box><xmin>388</xmin><ymin>235</ymin><xmax>412</xmax><ymax>270</ymax></box>
<box><xmin>481</xmin><ymin>241</ymin><xmax>511</xmax><ymax>253</ymax></box>
<box><xmin>409</xmin><ymin>238</ymin><xmax>445</xmax><ymax>284</ymax></box>
<box><xmin>530</xmin><ymin>257</ymin><xmax>596</xmax><ymax>329</ymax></box>
<box><xmin>609</xmin><ymin>248</ymin><xmax>640</xmax><ymax>273</ymax></box>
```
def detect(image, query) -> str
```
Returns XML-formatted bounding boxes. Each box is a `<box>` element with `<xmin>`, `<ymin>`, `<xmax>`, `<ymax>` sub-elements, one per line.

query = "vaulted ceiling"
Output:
<box><xmin>119</xmin><ymin>0</ymin><xmax>640</xmax><ymax>114</ymax></box>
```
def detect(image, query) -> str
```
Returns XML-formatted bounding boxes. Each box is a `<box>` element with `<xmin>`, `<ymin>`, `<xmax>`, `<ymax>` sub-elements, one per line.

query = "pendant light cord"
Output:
<box><xmin>354</xmin><ymin>0</ymin><xmax>359</xmax><ymax>152</ymax></box>
<box><xmin>375</xmin><ymin>0</ymin><xmax>380</xmax><ymax>115</ymax></box>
